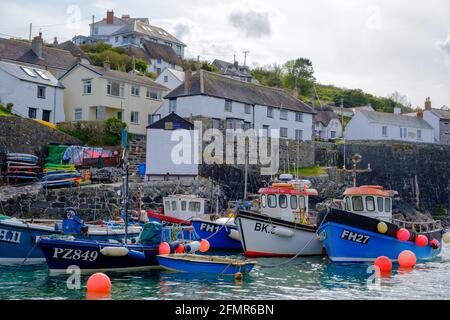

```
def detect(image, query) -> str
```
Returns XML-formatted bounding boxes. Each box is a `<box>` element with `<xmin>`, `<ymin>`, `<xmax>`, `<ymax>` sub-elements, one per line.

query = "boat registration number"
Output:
<box><xmin>199</xmin><ymin>223</ymin><xmax>221</xmax><ymax>233</ymax></box>
<box><xmin>340</xmin><ymin>230</ymin><xmax>370</xmax><ymax>244</ymax></box>
<box><xmin>52</xmin><ymin>248</ymin><xmax>99</xmax><ymax>261</ymax></box>
<box><xmin>0</xmin><ymin>229</ymin><xmax>21</xmax><ymax>244</ymax></box>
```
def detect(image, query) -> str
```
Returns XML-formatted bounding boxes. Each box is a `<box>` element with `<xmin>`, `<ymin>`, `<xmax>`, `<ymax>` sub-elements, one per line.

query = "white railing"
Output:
<box><xmin>391</xmin><ymin>218</ymin><xmax>442</xmax><ymax>233</ymax></box>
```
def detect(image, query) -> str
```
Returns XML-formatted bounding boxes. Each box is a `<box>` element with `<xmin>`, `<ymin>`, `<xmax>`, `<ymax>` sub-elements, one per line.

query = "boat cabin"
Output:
<box><xmin>258</xmin><ymin>178</ymin><xmax>318</xmax><ymax>224</ymax></box>
<box><xmin>343</xmin><ymin>185</ymin><xmax>396</xmax><ymax>222</ymax></box>
<box><xmin>163</xmin><ymin>195</ymin><xmax>207</xmax><ymax>221</ymax></box>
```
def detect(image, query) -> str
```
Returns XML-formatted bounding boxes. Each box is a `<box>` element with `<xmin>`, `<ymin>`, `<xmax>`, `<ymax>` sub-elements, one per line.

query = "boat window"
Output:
<box><xmin>377</xmin><ymin>197</ymin><xmax>384</xmax><ymax>212</ymax></box>
<box><xmin>345</xmin><ymin>197</ymin><xmax>351</xmax><ymax>211</ymax></box>
<box><xmin>279</xmin><ymin>195</ymin><xmax>288</xmax><ymax>208</ymax></box>
<box><xmin>290</xmin><ymin>195</ymin><xmax>298</xmax><ymax>209</ymax></box>
<box><xmin>385</xmin><ymin>198</ymin><xmax>391</xmax><ymax>212</ymax></box>
<box><xmin>164</xmin><ymin>201</ymin><xmax>170</xmax><ymax>211</ymax></box>
<box><xmin>267</xmin><ymin>194</ymin><xmax>277</xmax><ymax>208</ymax></box>
<box><xmin>352</xmin><ymin>196</ymin><xmax>364</xmax><ymax>211</ymax></box>
<box><xmin>261</xmin><ymin>195</ymin><xmax>266</xmax><ymax>208</ymax></box>
<box><xmin>189</xmin><ymin>201</ymin><xmax>201</xmax><ymax>212</ymax></box>
<box><xmin>171</xmin><ymin>201</ymin><xmax>177</xmax><ymax>211</ymax></box>
<box><xmin>366</xmin><ymin>196</ymin><xmax>375</xmax><ymax>211</ymax></box>
<box><xmin>298</xmin><ymin>196</ymin><xmax>306</xmax><ymax>209</ymax></box>
<box><xmin>181</xmin><ymin>201</ymin><xmax>187</xmax><ymax>211</ymax></box>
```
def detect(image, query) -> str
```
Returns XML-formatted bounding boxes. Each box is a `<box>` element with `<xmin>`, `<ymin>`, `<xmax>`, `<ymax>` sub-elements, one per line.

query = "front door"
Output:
<box><xmin>42</xmin><ymin>110</ymin><xmax>51</xmax><ymax>122</ymax></box>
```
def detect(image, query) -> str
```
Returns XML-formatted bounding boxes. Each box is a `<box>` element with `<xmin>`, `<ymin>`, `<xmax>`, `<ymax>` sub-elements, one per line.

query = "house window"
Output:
<box><xmin>157</xmin><ymin>58</ymin><xmax>162</xmax><ymax>64</ymax></box>
<box><xmin>157</xmin><ymin>68</ymin><xmax>161</xmax><ymax>74</ymax></box>
<box><xmin>400</xmin><ymin>127</ymin><xmax>407</xmax><ymax>139</ymax></box>
<box><xmin>330</xmin><ymin>131</ymin><xmax>336</xmax><ymax>139</ymax></box>
<box><xmin>225</xmin><ymin>100</ymin><xmax>232</xmax><ymax>112</ymax></box>
<box><xmin>280</xmin><ymin>109</ymin><xmax>288</xmax><ymax>120</ymax></box>
<box><xmin>28</xmin><ymin>108</ymin><xmax>37</xmax><ymax>119</ymax></box>
<box><xmin>267</xmin><ymin>107</ymin><xmax>273</xmax><ymax>118</ymax></box>
<box><xmin>117</xmin><ymin>111</ymin><xmax>122</xmax><ymax>121</ymax></box>
<box><xmin>149</xmin><ymin>114</ymin><xmax>160</xmax><ymax>124</ymax></box>
<box><xmin>130</xmin><ymin>111</ymin><xmax>139</xmax><ymax>124</ymax></box>
<box><xmin>131</xmin><ymin>85</ymin><xmax>140</xmax><ymax>96</ymax></box>
<box><xmin>244</xmin><ymin>104</ymin><xmax>252</xmax><ymax>114</ymax></box>
<box><xmin>263</xmin><ymin>125</ymin><xmax>270</xmax><ymax>136</ymax></box>
<box><xmin>147</xmin><ymin>89</ymin><xmax>160</xmax><ymax>100</ymax></box>
<box><xmin>444</xmin><ymin>123</ymin><xmax>449</xmax><ymax>133</ymax></box>
<box><xmin>417</xmin><ymin>129</ymin><xmax>422</xmax><ymax>140</ymax></box>
<box><xmin>280</xmin><ymin>127</ymin><xmax>288</xmax><ymax>138</ymax></box>
<box><xmin>169</xmin><ymin>99</ymin><xmax>177</xmax><ymax>112</ymax></box>
<box><xmin>243</xmin><ymin>121</ymin><xmax>251</xmax><ymax>130</ymax></box>
<box><xmin>107</xmin><ymin>80</ymin><xmax>124</xmax><ymax>97</ymax></box>
<box><xmin>83</xmin><ymin>79</ymin><xmax>92</xmax><ymax>95</ymax></box>
<box><xmin>212</xmin><ymin>118</ymin><xmax>220</xmax><ymax>129</ymax></box>
<box><xmin>296</xmin><ymin>112</ymin><xmax>303</xmax><ymax>122</ymax></box>
<box><xmin>42</xmin><ymin>110</ymin><xmax>51</xmax><ymax>122</ymax></box>
<box><xmin>295</xmin><ymin>129</ymin><xmax>303</xmax><ymax>141</ymax></box>
<box><xmin>74</xmin><ymin>108</ymin><xmax>82</xmax><ymax>121</ymax></box>
<box><xmin>164</xmin><ymin>76</ymin><xmax>168</xmax><ymax>83</ymax></box>
<box><xmin>37</xmin><ymin>86</ymin><xmax>46</xmax><ymax>99</ymax></box>
<box><xmin>382</xmin><ymin>126</ymin><xmax>388</xmax><ymax>137</ymax></box>
<box><xmin>115</xmin><ymin>36</ymin><xmax>119</xmax><ymax>43</ymax></box>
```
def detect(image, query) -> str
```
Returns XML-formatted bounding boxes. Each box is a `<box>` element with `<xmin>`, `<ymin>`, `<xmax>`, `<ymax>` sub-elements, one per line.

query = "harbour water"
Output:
<box><xmin>0</xmin><ymin>247</ymin><xmax>448</xmax><ymax>300</ymax></box>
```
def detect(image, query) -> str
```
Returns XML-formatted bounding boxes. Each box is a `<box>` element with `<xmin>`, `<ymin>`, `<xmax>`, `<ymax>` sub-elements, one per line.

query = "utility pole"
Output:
<box><xmin>29</xmin><ymin>23</ymin><xmax>32</xmax><ymax>41</ymax></box>
<box><xmin>243</xmin><ymin>50</ymin><xmax>249</xmax><ymax>66</ymax></box>
<box><xmin>91</xmin><ymin>15</ymin><xmax>95</xmax><ymax>36</ymax></box>
<box><xmin>197</xmin><ymin>55</ymin><xmax>200</xmax><ymax>62</ymax></box>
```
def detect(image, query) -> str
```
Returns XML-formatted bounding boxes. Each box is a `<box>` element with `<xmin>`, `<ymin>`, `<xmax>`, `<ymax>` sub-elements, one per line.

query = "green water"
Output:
<box><xmin>0</xmin><ymin>248</ymin><xmax>449</xmax><ymax>300</ymax></box>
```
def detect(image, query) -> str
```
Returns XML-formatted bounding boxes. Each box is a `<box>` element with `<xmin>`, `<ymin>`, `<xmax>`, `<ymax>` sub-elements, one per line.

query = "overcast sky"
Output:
<box><xmin>1</xmin><ymin>0</ymin><xmax>450</xmax><ymax>108</ymax></box>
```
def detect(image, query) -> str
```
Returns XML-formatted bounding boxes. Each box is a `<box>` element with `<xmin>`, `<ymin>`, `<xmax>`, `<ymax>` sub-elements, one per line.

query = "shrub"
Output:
<box><xmin>6</xmin><ymin>103</ymin><xmax>13</xmax><ymax>113</ymax></box>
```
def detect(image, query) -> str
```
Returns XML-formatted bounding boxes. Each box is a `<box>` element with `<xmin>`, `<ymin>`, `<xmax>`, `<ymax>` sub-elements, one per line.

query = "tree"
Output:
<box><xmin>283</xmin><ymin>58</ymin><xmax>315</xmax><ymax>97</ymax></box>
<box><xmin>333</xmin><ymin>89</ymin><xmax>369</xmax><ymax>108</ymax></box>
<box><xmin>135</xmin><ymin>59</ymin><xmax>148</xmax><ymax>74</ymax></box>
<box><xmin>251</xmin><ymin>64</ymin><xmax>283</xmax><ymax>88</ymax></box>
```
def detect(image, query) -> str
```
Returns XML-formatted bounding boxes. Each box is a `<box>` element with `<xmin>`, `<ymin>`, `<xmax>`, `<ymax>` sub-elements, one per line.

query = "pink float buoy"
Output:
<box><xmin>397</xmin><ymin>228</ymin><xmax>410</xmax><ymax>242</ymax></box>
<box><xmin>398</xmin><ymin>250</ymin><xmax>416</xmax><ymax>268</ymax></box>
<box><xmin>415</xmin><ymin>234</ymin><xmax>428</xmax><ymax>247</ymax></box>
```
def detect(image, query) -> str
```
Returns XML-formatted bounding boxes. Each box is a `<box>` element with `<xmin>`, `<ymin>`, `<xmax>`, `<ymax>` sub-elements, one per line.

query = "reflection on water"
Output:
<box><xmin>0</xmin><ymin>246</ymin><xmax>448</xmax><ymax>300</ymax></box>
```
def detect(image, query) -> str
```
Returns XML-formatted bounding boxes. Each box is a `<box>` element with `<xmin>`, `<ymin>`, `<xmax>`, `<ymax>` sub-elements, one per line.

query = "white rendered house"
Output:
<box><xmin>0</xmin><ymin>61</ymin><xmax>65</xmax><ymax>123</ymax></box>
<box><xmin>155</xmin><ymin>68</ymin><xmax>186</xmax><ymax>91</ymax></box>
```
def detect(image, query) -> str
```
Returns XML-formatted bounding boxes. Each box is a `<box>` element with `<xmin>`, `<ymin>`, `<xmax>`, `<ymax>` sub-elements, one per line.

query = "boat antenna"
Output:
<box><xmin>341</xmin><ymin>98</ymin><xmax>346</xmax><ymax>170</ymax></box>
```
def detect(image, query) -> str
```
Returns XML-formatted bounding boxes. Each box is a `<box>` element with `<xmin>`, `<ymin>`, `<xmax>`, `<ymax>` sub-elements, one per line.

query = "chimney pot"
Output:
<box><xmin>424</xmin><ymin>97</ymin><xmax>432</xmax><ymax>111</ymax></box>
<box><xmin>184</xmin><ymin>70</ymin><xmax>192</xmax><ymax>94</ymax></box>
<box><xmin>31</xmin><ymin>33</ymin><xmax>44</xmax><ymax>59</ymax></box>
<box><xmin>106</xmin><ymin>10</ymin><xmax>114</xmax><ymax>24</ymax></box>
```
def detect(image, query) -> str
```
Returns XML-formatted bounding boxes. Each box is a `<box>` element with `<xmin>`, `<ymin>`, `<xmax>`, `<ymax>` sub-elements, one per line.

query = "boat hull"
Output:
<box><xmin>38</xmin><ymin>238</ymin><xmax>159</xmax><ymax>273</ymax></box>
<box><xmin>235</xmin><ymin>210</ymin><xmax>323</xmax><ymax>257</ymax></box>
<box><xmin>191</xmin><ymin>219</ymin><xmax>242</xmax><ymax>250</ymax></box>
<box><xmin>157</xmin><ymin>254</ymin><xmax>255</xmax><ymax>275</ymax></box>
<box><xmin>0</xmin><ymin>219</ymin><xmax>140</xmax><ymax>265</ymax></box>
<box><xmin>317</xmin><ymin>208</ymin><xmax>443</xmax><ymax>262</ymax></box>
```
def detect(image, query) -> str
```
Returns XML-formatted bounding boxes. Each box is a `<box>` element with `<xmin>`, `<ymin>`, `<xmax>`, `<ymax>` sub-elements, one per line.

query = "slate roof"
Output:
<box><xmin>0</xmin><ymin>37</ymin><xmax>79</xmax><ymax>71</ymax></box>
<box><xmin>0</xmin><ymin>60</ymin><xmax>63</xmax><ymax>88</ymax></box>
<box><xmin>358</xmin><ymin>110</ymin><xmax>433</xmax><ymax>129</ymax></box>
<box><xmin>429</xmin><ymin>108</ymin><xmax>450</xmax><ymax>121</ymax></box>
<box><xmin>63</xmin><ymin>63</ymin><xmax>169</xmax><ymax>91</ymax></box>
<box><xmin>315</xmin><ymin>106</ymin><xmax>339</xmax><ymax>126</ymax></box>
<box><xmin>56</xmin><ymin>41</ymin><xmax>89</xmax><ymax>61</ymax></box>
<box><xmin>165</xmin><ymin>70</ymin><xmax>315</xmax><ymax>114</ymax></box>
<box><xmin>147</xmin><ymin>112</ymin><xmax>194</xmax><ymax>130</ymax></box>
<box><xmin>142</xmin><ymin>41</ymin><xmax>182</xmax><ymax>66</ymax></box>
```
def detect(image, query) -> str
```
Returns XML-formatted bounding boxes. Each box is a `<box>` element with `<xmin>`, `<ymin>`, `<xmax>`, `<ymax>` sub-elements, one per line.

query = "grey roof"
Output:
<box><xmin>110</xmin><ymin>20</ymin><xmax>185</xmax><ymax>46</ymax></box>
<box><xmin>165</xmin><ymin>70</ymin><xmax>315</xmax><ymax>114</ymax></box>
<box><xmin>430</xmin><ymin>108</ymin><xmax>450</xmax><ymax>120</ymax></box>
<box><xmin>0</xmin><ymin>60</ymin><xmax>63</xmax><ymax>88</ymax></box>
<box><xmin>66</xmin><ymin>63</ymin><xmax>169</xmax><ymax>91</ymax></box>
<box><xmin>358</xmin><ymin>110</ymin><xmax>433</xmax><ymax>129</ymax></box>
<box><xmin>0</xmin><ymin>37</ymin><xmax>79</xmax><ymax>71</ymax></box>
<box><xmin>315</xmin><ymin>106</ymin><xmax>339</xmax><ymax>126</ymax></box>
<box><xmin>141</xmin><ymin>40</ymin><xmax>182</xmax><ymax>66</ymax></box>
<box><xmin>55</xmin><ymin>41</ymin><xmax>89</xmax><ymax>61</ymax></box>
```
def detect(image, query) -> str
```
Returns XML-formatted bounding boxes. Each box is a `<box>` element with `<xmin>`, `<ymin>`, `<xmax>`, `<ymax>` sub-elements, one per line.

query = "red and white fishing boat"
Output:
<box><xmin>235</xmin><ymin>174</ymin><xmax>324</xmax><ymax>257</ymax></box>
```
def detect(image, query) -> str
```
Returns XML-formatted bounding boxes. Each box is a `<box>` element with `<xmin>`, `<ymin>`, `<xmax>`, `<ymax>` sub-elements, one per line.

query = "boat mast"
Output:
<box><xmin>244</xmin><ymin>138</ymin><xmax>248</xmax><ymax>200</ymax></box>
<box><xmin>121</xmin><ymin>128</ymin><xmax>129</xmax><ymax>244</ymax></box>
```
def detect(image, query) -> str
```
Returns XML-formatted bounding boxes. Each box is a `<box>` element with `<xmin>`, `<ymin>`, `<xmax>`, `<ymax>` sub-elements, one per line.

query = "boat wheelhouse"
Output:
<box><xmin>162</xmin><ymin>195</ymin><xmax>208</xmax><ymax>221</ymax></box>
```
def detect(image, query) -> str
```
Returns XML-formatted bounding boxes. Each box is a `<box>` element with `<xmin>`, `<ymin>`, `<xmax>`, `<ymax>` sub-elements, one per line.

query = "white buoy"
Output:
<box><xmin>272</xmin><ymin>226</ymin><xmax>294</xmax><ymax>238</ymax></box>
<box><xmin>443</xmin><ymin>232</ymin><xmax>450</xmax><ymax>244</ymax></box>
<box><xmin>100</xmin><ymin>247</ymin><xmax>129</xmax><ymax>257</ymax></box>
<box><xmin>228</xmin><ymin>229</ymin><xmax>240</xmax><ymax>241</ymax></box>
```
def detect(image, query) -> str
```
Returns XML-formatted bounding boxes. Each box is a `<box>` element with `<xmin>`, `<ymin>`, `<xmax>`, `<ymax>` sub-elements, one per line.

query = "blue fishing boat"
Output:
<box><xmin>157</xmin><ymin>254</ymin><xmax>256</xmax><ymax>275</ymax></box>
<box><xmin>0</xmin><ymin>209</ymin><xmax>141</xmax><ymax>264</ymax></box>
<box><xmin>317</xmin><ymin>185</ymin><xmax>444</xmax><ymax>262</ymax></box>
<box><xmin>191</xmin><ymin>218</ymin><xmax>242</xmax><ymax>250</ymax></box>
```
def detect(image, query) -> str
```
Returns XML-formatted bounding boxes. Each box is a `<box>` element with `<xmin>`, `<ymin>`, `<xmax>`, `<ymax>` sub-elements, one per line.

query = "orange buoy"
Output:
<box><xmin>86</xmin><ymin>273</ymin><xmax>111</xmax><ymax>293</ymax></box>
<box><xmin>374</xmin><ymin>256</ymin><xmax>392</xmax><ymax>273</ymax></box>
<box><xmin>175</xmin><ymin>243</ymin><xmax>184</xmax><ymax>253</ymax></box>
<box><xmin>415</xmin><ymin>234</ymin><xmax>428</xmax><ymax>247</ymax></box>
<box><xmin>199</xmin><ymin>239</ymin><xmax>210</xmax><ymax>253</ymax></box>
<box><xmin>396</xmin><ymin>228</ymin><xmax>410</xmax><ymax>242</ymax></box>
<box><xmin>398</xmin><ymin>250</ymin><xmax>416</xmax><ymax>268</ymax></box>
<box><xmin>159</xmin><ymin>242</ymin><xmax>170</xmax><ymax>255</ymax></box>
<box><xmin>429</xmin><ymin>239</ymin><xmax>440</xmax><ymax>249</ymax></box>
<box><xmin>86</xmin><ymin>292</ymin><xmax>111</xmax><ymax>300</ymax></box>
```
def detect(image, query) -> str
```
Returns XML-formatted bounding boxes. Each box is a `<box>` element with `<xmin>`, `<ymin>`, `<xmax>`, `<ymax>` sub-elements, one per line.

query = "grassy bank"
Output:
<box><xmin>280</xmin><ymin>165</ymin><xmax>326</xmax><ymax>177</ymax></box>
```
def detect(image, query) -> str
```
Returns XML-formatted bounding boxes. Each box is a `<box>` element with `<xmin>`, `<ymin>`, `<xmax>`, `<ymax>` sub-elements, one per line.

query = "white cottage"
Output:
<box><xmin>154</xmin><ymin>70</ymin><xmax>315</xmax><ymax>141</ymax></box>
<box><xmin>345</xmin><ymin>110</ymin><xmax>434</xmax><ymax>143</ymax></box>
<box><xmin>0</xmin><ymin>61</ymin><xmax>65</xmax><ymax>123</ymax></box>
<box><xmin>314</xmin><ymin>106</ymin><xmax>343</xmax><ymax>140</ymax></box>
<box><xmin>145</xmin><ymin>112</ymin><xmax>197</xmax><ymax>181</ymax></box>
<box><xmin>421</xmin><ymin>98</ymin><xmax>450</xmax><ymax>145</ymax></box>
<box><xmin>155</xmin><ymin>67</ymin><xmax>186</xmax><ymax>91</ymax></box>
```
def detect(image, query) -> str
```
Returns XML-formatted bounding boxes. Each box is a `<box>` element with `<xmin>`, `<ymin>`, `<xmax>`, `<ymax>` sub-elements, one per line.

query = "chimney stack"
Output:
<box><xmin>103</xmin><ymin>56</ymin><xmax>111</xmax><ymax>71</ymax></box>
<box><xmin>184</xmin><ymin>70</ymin><xmax>192</xmax><ymax>94</ymax></box>
<box><xmin>424</xmin><ymin>97</ymin><xmax>431</xmax><ymax>110</ymax></box>
<box><xmin>394</xmin><ymin>107</ymin><xmax>401</xmax><ymax>115</ymax></box>
<box><xmin>121</xmin><ymin>14</ymin><xmax>130</xmax><ymax>20</ymax></box>
<box><xmin>31</xmin><ymin>32</ymin><xmax>43</xmax><ymax>59</ymax></box>
<box><xmin>416</xmin><ymin>108</ymin><xmax>423</xmax><ymax>118</ymax></box>
<box><xmin>106</xmin><ymin>10</ymin><xmax>114</xmax><ymax>24</ymax></box>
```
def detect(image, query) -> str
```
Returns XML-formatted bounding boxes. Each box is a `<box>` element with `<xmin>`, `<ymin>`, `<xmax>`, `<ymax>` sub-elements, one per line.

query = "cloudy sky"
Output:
<box><xmin>1</xmin><ymin>0</ymin><xmax>450</xmax><ymax>108</ymax></box>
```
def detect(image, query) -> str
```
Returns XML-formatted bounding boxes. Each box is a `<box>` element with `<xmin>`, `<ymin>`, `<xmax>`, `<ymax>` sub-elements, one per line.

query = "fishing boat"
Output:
<box><xmin>0</xmin><ymin>209</ymin><xmax>141</xmax><ymax>264</ymax></box>
<box><xmin>317</xmin><ymin>185</ymin><xmax>444</xmax><ymax>262</ymax></box>
<box><xmin>235</xmin><ymin>174</ymin><xmax>324</xmax><ymax>257</ymax></box>
<box><xmin>157</xmin><ymin>254</ymin><xmax>256</xmax><ymax>275</ymax></box>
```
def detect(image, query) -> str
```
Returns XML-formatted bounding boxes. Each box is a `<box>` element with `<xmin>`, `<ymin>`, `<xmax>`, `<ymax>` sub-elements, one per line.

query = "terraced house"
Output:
<box><xmin>154</xmin><ymin>70</ymin><xmax>315</xmax><ymax>140</ymax></box>
<box><xmin>60</xmin><ymin>62</ymin><xmax>169</xmax><ymax>135</ymax></box>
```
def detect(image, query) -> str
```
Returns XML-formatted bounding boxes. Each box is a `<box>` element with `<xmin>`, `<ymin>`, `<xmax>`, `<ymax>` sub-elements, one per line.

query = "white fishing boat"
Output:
<box><xmin>235</xmin><ymin>174</ymin><xmax>324</xmax><ymax>257</ymax></box>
